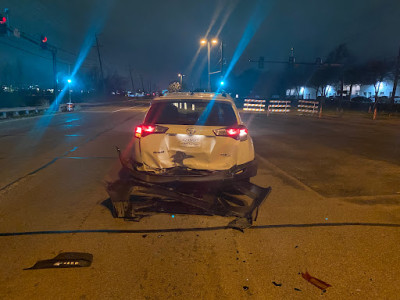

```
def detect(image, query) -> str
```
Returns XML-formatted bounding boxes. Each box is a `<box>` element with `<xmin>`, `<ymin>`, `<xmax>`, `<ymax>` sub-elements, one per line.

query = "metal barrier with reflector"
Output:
<box><xmin>243</xmin><ymin>99</ymin><xmax>266</xmax><ymax>112</ymax></box>
<box><xmin>267</xmin><ymin>100</ymin><xmax>291</xmax><ymax>114</ymax></box>
<box><xmin>297</xmin><ymin>100</ymin><xmax>319</xmax><ymax>114</ymax></box>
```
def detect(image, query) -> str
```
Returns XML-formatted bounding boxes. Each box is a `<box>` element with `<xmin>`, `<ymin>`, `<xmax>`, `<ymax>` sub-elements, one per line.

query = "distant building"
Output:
<box><xmin>286</xmin><ymin>80</ymin><xmax>400</xmax><ymax>100</ymax></box>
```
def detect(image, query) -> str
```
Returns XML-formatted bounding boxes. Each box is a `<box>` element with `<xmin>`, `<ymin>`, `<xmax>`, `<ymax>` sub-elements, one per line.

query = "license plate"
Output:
<box><xmin>180</xmin><ymin>137</ymin><xmax>201</xmax><ymax>148</ymax></box>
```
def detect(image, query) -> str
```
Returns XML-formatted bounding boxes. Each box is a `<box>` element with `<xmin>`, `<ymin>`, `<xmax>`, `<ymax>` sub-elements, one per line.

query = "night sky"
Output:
<box><xmin>1</xmin><ymin>0</ymin><xmax>400</xmax><ymax>89</ymax></box>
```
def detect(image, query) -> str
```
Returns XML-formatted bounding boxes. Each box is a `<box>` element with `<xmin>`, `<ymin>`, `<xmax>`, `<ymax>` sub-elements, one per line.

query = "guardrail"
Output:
<box><xmin>0</xmin><ymin>99</ymin><xmax>150</xmax><ymax>119</ymax></box>
<box><xmin>0</xmin><ymin>106</ymin><xmax>50</xmax><ymax>119</ymax></box>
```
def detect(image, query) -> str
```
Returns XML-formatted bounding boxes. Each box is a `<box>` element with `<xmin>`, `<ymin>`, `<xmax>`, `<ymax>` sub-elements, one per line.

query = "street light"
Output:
<box><xmin>200</xmin><ymin>38</ymin><xmax>219</xmax><ymax>92</ymax></box>
<box><xmin>67</xmin><ymin>78</ymin><xmax>72</xmax><ymax>103</ymax></box>
<box><xmin>177</xmin><ymin>73</ymin><xmax>185</xmax><ymax>87</ymax></box>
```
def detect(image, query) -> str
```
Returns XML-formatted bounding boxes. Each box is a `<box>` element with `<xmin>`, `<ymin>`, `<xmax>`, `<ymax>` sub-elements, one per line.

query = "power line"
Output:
<box><xmin>58</xmin><ymin>46</ymin><xmax>98</xmax><ymax>63</ymax></box>
<box><xmin>0</xmin><ymin>40</ymin><xmax>99</xmax><ymax>70</ymax></box>
<box><xmin>0</xmin><ymin>39</ymin><xmax>52</xmax><ymax>61</ymax></box>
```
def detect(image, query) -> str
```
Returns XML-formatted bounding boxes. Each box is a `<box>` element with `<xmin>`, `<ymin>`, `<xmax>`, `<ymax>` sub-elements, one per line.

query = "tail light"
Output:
<box><xmin>213</xmin><ymin>125</ymin><xmax>248</xmax><ymax>141</ymax></box>
<box><xmin>134</xmin><ymin>124</ymin><xmax>168</xmax><ymax>138</ymax></box>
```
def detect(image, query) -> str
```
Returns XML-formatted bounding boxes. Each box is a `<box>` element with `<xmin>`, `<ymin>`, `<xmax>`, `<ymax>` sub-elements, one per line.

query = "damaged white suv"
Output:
<box><xmin>131</xmin><ymin>92</ymin><xmax>257</xmax><ymax>183</ymax></box>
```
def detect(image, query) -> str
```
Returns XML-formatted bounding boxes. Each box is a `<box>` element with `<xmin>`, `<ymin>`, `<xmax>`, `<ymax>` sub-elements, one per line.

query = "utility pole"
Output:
<box><xmin>95</xmin><ymin>34</ymin><xmax>105</xmax><ymax>93</ymax></box>
<box><xmin>391</xmin><ymin>46</ymin><xmax>400</xmax><ymax>105</ymax></box>
<box><xmin>140</xmin><ymin>75</ymin><xmax>145</xmax><ymax>93</ymax></box>
<box><xmin>129</xmin><ymin>65</ymin><xmax>134</xmax><ymax>92</ymax></box>
<box><xmin>52</xmin><ymin>49</ymin><xmax>58</xmax><ymax>102</ymax></box>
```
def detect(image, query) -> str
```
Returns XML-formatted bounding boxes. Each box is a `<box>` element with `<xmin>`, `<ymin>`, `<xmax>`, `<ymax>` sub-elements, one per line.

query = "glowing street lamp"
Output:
<box><xmin>200</xmin><ymin>38</ymin><xmax>219</xmax><ymax>92</ymax></box>
<box><xmin>178</xmin><ymin>73</ymin><xmax>185</xmax><ymax>86</ymax></box>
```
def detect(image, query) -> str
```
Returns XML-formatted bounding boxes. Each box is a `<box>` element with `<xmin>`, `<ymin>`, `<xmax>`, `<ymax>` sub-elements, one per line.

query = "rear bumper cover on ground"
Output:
<box><xmin>130</xmin><ymin>160</ymin><xmax>257</xmax><ymax>183</ymax></box>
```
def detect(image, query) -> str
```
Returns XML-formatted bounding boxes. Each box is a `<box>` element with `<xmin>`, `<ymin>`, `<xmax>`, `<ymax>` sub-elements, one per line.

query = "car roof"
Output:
<box><xmin>152</xmin><ymin>92</ymin><xmax>234</xmax><ymax>103</ymax></box>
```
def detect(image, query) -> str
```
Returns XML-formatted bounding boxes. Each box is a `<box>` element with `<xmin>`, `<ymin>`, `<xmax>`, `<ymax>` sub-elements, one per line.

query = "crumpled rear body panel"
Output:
<box><xmin>133</xmin><ymin>125</ymin><xmax>254</xmax><ymax>173</ymax></box>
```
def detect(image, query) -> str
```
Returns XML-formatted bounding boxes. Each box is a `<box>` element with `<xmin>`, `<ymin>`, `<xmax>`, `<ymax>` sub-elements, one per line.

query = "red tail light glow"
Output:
<box><xmin>213</xmin><ymin>125</ymin><xmax>248</xmax><ymax>141</ymax></box>
<box><xmin>134</xmin><ymin>124</ymin><xmax>168</xmax><ymax>138</ymax></box>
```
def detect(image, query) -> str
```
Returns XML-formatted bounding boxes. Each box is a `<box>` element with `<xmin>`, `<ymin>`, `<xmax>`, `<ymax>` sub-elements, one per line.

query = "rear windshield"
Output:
<box><xmin>144</xmin><ymin>100</ymin><xmax>238</xmax><ymax>126</ymax></box>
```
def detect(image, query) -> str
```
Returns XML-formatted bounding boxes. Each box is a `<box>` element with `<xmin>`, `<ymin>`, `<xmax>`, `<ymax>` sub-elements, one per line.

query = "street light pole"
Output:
<box><xmin>68</xmin><ymin>79</ymin><xmax>71</xmax><ymax>103</ymax></box>
<box><xmin>207</xmin><ymin>41</ymin><xmax>211</xmax><ymax>92</ymax></box>
<box><xmin>68</xmin><ymin>64</ymin><xmax>71</xmax><ymax>103</ymax></box>
<box><xmin>178</xmin><ymin>73</ymin><xmax>185</xmax><ymax>90</ymax></box>
<box><xmin>201</xmin><ymin>38</ymin><xmax>218</xmax><ymax>92</ymax></box>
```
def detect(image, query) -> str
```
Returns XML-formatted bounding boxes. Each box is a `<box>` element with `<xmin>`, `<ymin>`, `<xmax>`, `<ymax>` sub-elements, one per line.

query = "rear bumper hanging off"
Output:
<box><xmin>129</xmin><ymin>160</ymin><xmax>258</xmax><ymax>183</ymax></box>
<box><xmin>107</xmin><ymin>169</ymin><xmax>271</xmax><ymax>230</ymax></box>
<box><xmin>107</xmin><ymin>147</ymin><xmax>271</xmax><ymax>230</ymax></box>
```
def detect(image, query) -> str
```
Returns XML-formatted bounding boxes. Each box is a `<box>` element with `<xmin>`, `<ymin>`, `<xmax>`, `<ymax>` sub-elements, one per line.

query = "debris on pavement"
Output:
<box><xmin>24</xmin><ymin>252</ymin><xmax>93</xmax><ymax>270</ymax></box>
<box><xmin>142</xmin><ymin>234</ymin><xmax>147</xmax><ymax>238</ymax></box>
<box><xmin>243</xmin><ymin>286</ymin><xmax>249</xmax><ymax>291</ymax></box>
<box><xmin>301</xmin><ymin>271</ymin><xmax>331</xmax><ymax>290</ymax></box>
<box><xmin>294</xmin><ymin>288</ymin><xmax>302</xmax><ymax>292</ymax></box>
<box><xmin>227</xmin><ymin>217</ymin><xmax>252</xmax><ymax>232</ymax></box>
<box><xmin>272</xmin><ymin>281</ymin><xmax>282</xmax><ymax>287</ymax></box>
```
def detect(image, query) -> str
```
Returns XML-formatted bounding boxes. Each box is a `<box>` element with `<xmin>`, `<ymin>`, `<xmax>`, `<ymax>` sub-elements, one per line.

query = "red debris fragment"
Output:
<box><xmin>301</xmin><ymin>271</ymin><xmax>331</xmax><ymax>290</ymax></box>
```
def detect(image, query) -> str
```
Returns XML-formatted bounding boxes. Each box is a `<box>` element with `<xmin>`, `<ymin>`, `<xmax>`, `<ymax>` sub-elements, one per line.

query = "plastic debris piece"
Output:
<box><xmin>227</xmin><ymin>217</ymin><xmax>252</xmax><ymax>231</ymax></box>
<box><xmin>243</xmin><ymin>286</ymin><xmax>249</xmax><ymax>291</ymax></box>
<box><xmin>294</xmin><ymin>288</ymin><xmax>301</xmax><ymax>291</ymax></box>
<box><xmin>272</xmin><ymin>281</ymin><xmax>282</xmax><ymax>287</ymax></box>
<box><xmin>301</xmin><ymin>272</ymin><xmax>331</xmax><ymax>290</ymax></box>
<box><xmin>24</xmin><ymin>252</ymin><xmax>93</xmax><ymax>270</ymax></box>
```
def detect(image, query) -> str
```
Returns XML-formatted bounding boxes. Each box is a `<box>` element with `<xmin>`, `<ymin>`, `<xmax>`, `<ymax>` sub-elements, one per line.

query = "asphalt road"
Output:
<box><xmin>0</xmin><ymin>103</ymin><xmax>399</xmax><ymax>299</ymax></box>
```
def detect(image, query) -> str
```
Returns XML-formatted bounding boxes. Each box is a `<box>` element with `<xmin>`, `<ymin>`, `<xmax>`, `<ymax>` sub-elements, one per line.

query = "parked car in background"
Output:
<box><xmin>350</xmin><ymin>96</ymin><xmax>373</xmax><ymax>103</ymax></box>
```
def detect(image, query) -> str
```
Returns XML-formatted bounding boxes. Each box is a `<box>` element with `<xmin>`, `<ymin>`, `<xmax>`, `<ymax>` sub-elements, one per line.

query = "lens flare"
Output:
<box><xmin>223</xmin><ymin>0</ymin><xmax>270</xmax><ymax>82</ymax></box>
<box><xmin>27</xmin><ymin>0</ymin><xmax>114</xmax><ymax>142</ymax></box>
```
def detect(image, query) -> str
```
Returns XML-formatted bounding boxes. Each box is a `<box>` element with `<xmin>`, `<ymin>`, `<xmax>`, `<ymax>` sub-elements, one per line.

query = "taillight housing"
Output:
<box><xmin>134</xmin><ymin>124</ymin><xmax>168</xmax><ymax>138</ymax></box>
<box><xmin>213</xmin><ymin>125</ymin><xmax>248</xmax><ymax>141</ymax></box>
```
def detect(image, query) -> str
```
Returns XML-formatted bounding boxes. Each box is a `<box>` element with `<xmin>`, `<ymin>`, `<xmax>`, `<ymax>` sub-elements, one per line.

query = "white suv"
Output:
<box><xmin>130</xmin><ymin>92</ymin><xmax>257</xmax><ymax>182</ymax></box>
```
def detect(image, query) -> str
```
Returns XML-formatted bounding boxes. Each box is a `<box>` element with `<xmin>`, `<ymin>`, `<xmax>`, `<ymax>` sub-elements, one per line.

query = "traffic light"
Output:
<box><xmin>258</xmin><ymin>56</ymin><xmax>264</xmax><ymax>69</ymax></box>
<box><xmin>40</xmin><ymin>35</ymin><xmax>48</xmax><ymax>49</ymax></box>
<box><xmin>0</xmin><ymin>14</ymin><xmax>7</xmax><ymax>35</ymax></box>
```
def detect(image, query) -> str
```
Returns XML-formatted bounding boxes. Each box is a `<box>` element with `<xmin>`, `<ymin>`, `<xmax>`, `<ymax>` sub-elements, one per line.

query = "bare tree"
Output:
<box><xmin>168</xmin><ymin>81</ymin><xmax>181</xmax><ymax>93</ymax></box>
<box><xmin>360</xmin><ymin>60</ymin><xmax>393</xmax><ymax>104</ymax></box>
